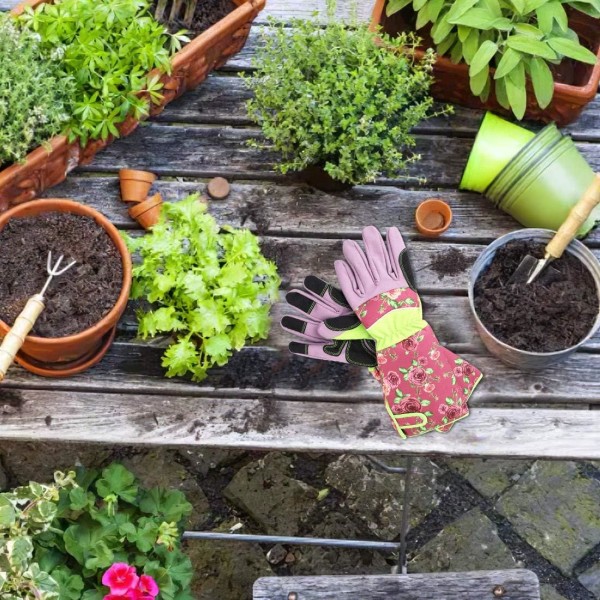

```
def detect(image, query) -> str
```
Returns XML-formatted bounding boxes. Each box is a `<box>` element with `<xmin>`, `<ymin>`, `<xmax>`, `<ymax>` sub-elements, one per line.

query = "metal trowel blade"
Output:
<box><xmin>508</xmin><ymin>255</ymin><xmax>560</xmax><ymax>285</ymax></box>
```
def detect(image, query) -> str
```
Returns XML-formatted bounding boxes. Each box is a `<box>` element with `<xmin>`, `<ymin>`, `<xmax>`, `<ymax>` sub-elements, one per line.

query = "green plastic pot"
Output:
<box><xmin>460</xmin><ymin>113</ymin><xmax>535</xmax><ymax>193</ymax></box>
<box><xmin>487</xmin><ymin>125</ymin><xmax>600</xmax><ymax>236</ymax></box>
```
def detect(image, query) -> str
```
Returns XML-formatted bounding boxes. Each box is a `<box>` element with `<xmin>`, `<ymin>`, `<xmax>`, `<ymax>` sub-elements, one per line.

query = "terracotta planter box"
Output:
<box><xmin>371</xmin><ymin>0</ymin><xmax>600</xmax><ymax>127</ymax></box>
<box><xmin>0</xmin><ymin>0</ymin><xmax>265</xmax><ymax>212</ymax></box>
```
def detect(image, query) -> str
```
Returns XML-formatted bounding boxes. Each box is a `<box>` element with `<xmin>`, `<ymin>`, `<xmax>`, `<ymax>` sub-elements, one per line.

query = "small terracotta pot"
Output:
<box><xmin>415</xmin><ymin>198</ymin><xmax>452</xmax><ymax>237</ymax></box>
<box><xmin>128</xmin><ymin>193</ymin><xmax>163</xmax><ymax>229</ymax></box>
<box><xmin>119</xmin><ymin>169</ymin><xmax>157</xmax><ymax>203</ymax></box>
<box><xmin>0</xmin><ymin>199</ymin><xmax>132</xmax><ymax>373</ymax></box>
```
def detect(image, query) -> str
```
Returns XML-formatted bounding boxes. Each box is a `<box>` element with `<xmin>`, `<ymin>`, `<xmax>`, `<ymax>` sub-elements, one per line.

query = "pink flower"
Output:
<box><xmin>446</xmin><ymin>406</ymin><xmax>463</xmax><ymax>421</ymax></box>
<box><xmin>401</xmin><ymin>336</ymin><xmax>417</xmax><ymax>352</ymax></box>
<box><xmin>438</xmin><ymin>404</ymin><xmax>448</xmax><ymax>414</ymax></box>
<box><xmin>418</xmin><ymin>356</ymin><xmax>428</xmax><ymax>366</ymax></box>
<box><xmin>453</xmin><ymin>365</ymin><xmax>464</xmax><ymax>376</ymax></box>
<box><xmin>377</xmin><ymin>355</ymin><xmax>388</xmax><ymax>365</ymax></box>
<box><xmin>385</xmin><ymin>372</ymin><xmax>400</xmax><ymax>387</ymax></box>
<box><xmin>424</xmin><ymin>383</ymin><xmax>435</xmax><ymax>394</ymax></box>
<box><xmin>138</xmin><ymin>576</ymin><xmax>159</xmax><ymax>598</ymax></box>
<box><xmin>102</xmin><ymin>564</ymin><xmax>139</xmax><ymax>596</ymax></box>
<box><xmin>398</xmin><ymin>398</ymin><xmax>422</xmax><ymax>414</ymax></box>
<box><xmin>387</xmin><ymin>289</ymin><xmax>404</xmax><ymax>300</ymax></box>
<box><xmin>429</xmin><ymin>349</ymin><xmax>440</xmax><ymax>360</ymax></box>
<box><xmin>464</xmin><ymin>364</ymin><xmax>477</xmax><ymax>378</ymax></box>
<box><xmin>408</xmin><ymin>367</ymin><xmax>427</xmax><ymax>386</ymax></box>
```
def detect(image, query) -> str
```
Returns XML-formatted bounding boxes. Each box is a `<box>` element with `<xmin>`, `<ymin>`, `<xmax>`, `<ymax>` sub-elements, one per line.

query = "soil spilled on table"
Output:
<box><xmin>430</xmin><ymin>247</ymin><xmax>469</xmax><ymax>279</ymax></box>
<box><xmin>0</xmin><ymin>212</ymin><xmax>122</xmax><ymax>338</ymax></box>
<box><xmin>473</xmin><ymin>240</ymin><xmax>598</xmax><ymax>353</ymax></box>
<box><xmin>153</xmin><ymin>0</ymin><xmax>236</xmax><ymax>38</ymax></box>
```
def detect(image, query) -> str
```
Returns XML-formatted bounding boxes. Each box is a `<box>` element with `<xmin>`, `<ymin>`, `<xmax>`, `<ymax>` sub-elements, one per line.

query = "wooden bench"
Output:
<box><xmin>253</xmin><ymin>570</ymin><xmax>541</xmax><ymax>599</ymax></box>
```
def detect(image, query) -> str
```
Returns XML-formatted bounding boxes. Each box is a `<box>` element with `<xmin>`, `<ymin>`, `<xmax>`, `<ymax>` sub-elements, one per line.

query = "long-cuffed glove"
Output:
<box><xmin>281</xmin><ymin>276</ymin><xmax>377</xmax><ymax>367</ymax></box>
<box><xmin>335</xmin><ymin>226</ymin><xmax>483</xmax><ymax>438</ymax></box>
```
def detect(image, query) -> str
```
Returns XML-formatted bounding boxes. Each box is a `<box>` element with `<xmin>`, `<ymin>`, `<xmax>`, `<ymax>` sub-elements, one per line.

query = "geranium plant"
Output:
<box><xmin>124</xmin><ymin>195</ymin><xmax>280</xmax><ymax>382</ymax></box>
<box><xmin>33</xmin><ymin>464</ymin><xmax>194</xmax><ymax>600</ymax></box>
<box><xmin>0</xmin><ymin>14</ymin><xmax>73</xmax><ymax>168</ymax></box>
<box><xmin>19</xmin><ymin>0</ymin><xmax>188</xmax><ymax>144</ymax></box>
<box><xmin>386</xmin><ymin>0</ymin><xmax>599</xmax><ymax>118</ymax></box>
<box><xmin>0</xmin><ymin>471</ymin><xmax>76</xmax><ymax>600</ymax></box>
<box><xmin>243</xmin><ymin>4</ymin><xmax>447</xmax><ymax>185</ymax></box>
<box><xmin>101</xmin><ymin>563</ymin><xmax>159</xmax><ymax>599</ymax></box>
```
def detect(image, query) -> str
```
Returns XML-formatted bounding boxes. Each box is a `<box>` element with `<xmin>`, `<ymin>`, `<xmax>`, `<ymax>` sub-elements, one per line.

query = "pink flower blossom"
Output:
<box><xmin>408</xmin><ymin>367</ymin><xmax>427</xmax><ymax>386</ymax></box>
<box><xmin>429</xmin><ymin>349</ymin><xmax>440</xmax><ymax>360</ymax></box>
<box><xmin>464</xmin><ymin>364</ymin><xmax>477</xmax><ymax>378</ymax></box>
<box><xmin>401</xmin><ymin>336</ymin><xmax>417</xmax><ymax>352</ymax></box>
<box><xmin>385</xmin><ymin>372</ymin><xmax>401</xmax><ymax>387</ymax></box>
<box><xmin>418</xmin><ymin>356</ymin><xmax>428</xmax><ymax>366</ymax></box>
<box><xmin>424</xmin><ymin>383</ymin><xmax>435</xmax><ymax>394</ymax></box>
<box><xmin>138</xmin><ymin>576</ymin><xmax>159</xmax><ymax>598</ymax></box>
<box><xmin>102</xmin><ymin>564</ymin><xmax>139</xmax><ymax>596</ymax></box>
<box><xmin>453</xmin><ymin>365</ymin><xmax>464</xmax><ymax>376</ymax></box>
<box><xmin>387</xmin><ymin>289</ymin><xmax>404</xmax><ymax>300</ymax></box>
<box><xmin>438</xmin><ymin>404</ymin><xmax>448</xmax><ymax>414</ymax></box>
<box><xmin>446</xmin><ymin>406</ymin><xmax>463</xmax><ymax>421</ymax></box>
<box><xmin>397</xmin><ymin>398</ymin><xmax>422</xmax><ymax>414</ymax></box>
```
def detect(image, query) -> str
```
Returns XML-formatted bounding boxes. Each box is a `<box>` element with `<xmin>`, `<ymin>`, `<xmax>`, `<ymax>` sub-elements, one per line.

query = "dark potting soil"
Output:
<box><xmin>0</xmin><ymin>212</ymin><xmax>122</xmax><ymax>338</ymax></box>
<box><xmin>473</xmin><ymin>240</ymin><xmax>598</xmax><ymax>353</ymax></box>
<box><xmin>430</xmin><ymin>247</ymin><xmax>469</xmax><ymax>279</ymax></box>
<box><xmin>152</xmin><ymin>0</ymin><xmax>236</xmax><ymax>38</ymax></box>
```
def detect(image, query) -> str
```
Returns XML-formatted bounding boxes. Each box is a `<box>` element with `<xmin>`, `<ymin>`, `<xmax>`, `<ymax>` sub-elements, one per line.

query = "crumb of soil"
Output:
<box><xmin>473</xmin><ymin>240</ymin><xmax>598</xmax><ymax>353</ymax></box>
<box><xmin>430</xmin><ymin>247</ymin><xmax>469</xmax><ymax>279</ymax></box>
<box><xmin>0</xmin><ymin>212</ymin><xmax>123</xmax><ymax>338</ymax></box>
<box><xmin>152</xmin><ymin>0</ymin><xmax>236</xmax><ymax>38</ymax></box>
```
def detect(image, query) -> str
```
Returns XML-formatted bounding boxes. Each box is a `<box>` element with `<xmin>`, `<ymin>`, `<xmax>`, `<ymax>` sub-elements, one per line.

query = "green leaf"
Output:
<box><xmin>547</xmin><ymin>36</ymin><xmax>598</xmax><ymax>64</ymax></box>
<box><xmin>0</xmin><ymin>496</ymin><xmax>16</xmax><ymax>527</ymax></box>
<box><xmin>450</xmin><ymin>8</ymin><xmax>512</xmax><ymax>30</ymax></box>
<box><xmin>510</xmin><ymin>0</ymin><xmax>526</xmax><ymax>14</ymax></box>
<box><xmin>506</xmin><ymin>36</ymin><xmax>557</xmax><ymax>59</ymax></box>
<box><xmin>462</xmin><ymin>29</ymin><xmax>480</xmax><ymax>63</ymax></box>
<box><xmin>446</xmin><ymin>0</ymin><xmax>479</xmax><ymax>23</ymax></box>
<box><xmin>470</xmin><ymin>65</ymin><xmax>490</xmax><ymax>95</ymax></box>
<box><xmin>386</xmin><ymin>0</ymin><xmax>412</xmax><ymax>16</ymax></box>
<box><xmin>494</xmin><ymin>48</ymin><xmax>522</xmax><ymax>78</ymax></box>
<box><xmin>494</xmin><ymin>75</ymin><xmax>511</xmax><ymax>110</ymax></box>
<box><xmin>96</xmin><ymin>464</ymin><xmax>138</xmax><ymax>503</ymax></box>
<box><xmin>529</xmin><ymin>56</ymin><xmax>555</xmax><ymax>108</ymax></box>
<box><xmin>505</xmin><ymin>68</ymin><xmax>527</xmax><ymax>119</ymax></box>
<box><xmin>469</xmin><ymin>40</ymin><xmax>498</xmax><ymax>76</ymax></box>
<box><xmin>139</xmin><ymin>488</ymin><xmax>193</xmax><ymax>523</ymax></box>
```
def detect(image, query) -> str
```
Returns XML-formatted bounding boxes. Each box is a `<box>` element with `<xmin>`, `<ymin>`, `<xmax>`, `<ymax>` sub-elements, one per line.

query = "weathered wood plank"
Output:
<box><xmin>3</xmin><ymin>342</ymin><xmax>599</xmax><ymax>406</ymax></box>
<box><xmin>253</xmin><ymin>570</ymin><xmax>541</xmax><ymax>600</ymax></box>
<box><xmin>45</xmin><ymin>175</ymin><xmax>600</xmax><ymax>247</ymax></box>
<box><xmin>258</xmin><ymin>0</ymin><xmax>374</xmax><ymax>25</ymax></box>
<box><xmin>0</xmin><ymin>389</ymin><xmax>599</xmax><ymax>459</ymax></box>
<box><xmin>76</xmin><ymin>123</ymin><xmax>600</xmax><ymax>187</ymax></box>
<box><xmin>156</xmin><ymin>73</ymin><xmax>600</xmax><ymax>141</ymax></box>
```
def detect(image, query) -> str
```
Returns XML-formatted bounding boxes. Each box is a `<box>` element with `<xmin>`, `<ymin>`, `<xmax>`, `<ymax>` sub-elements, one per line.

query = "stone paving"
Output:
<box><xmin>1</xmin><ymin>442</ymin><xmax>599</xmax><ymax>599</ymax></box>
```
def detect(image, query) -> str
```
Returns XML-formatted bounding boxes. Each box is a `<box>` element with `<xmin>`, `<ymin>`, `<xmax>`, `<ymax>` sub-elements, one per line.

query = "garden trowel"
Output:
<box><xmin>509</xmin><ymin>174</ymin><xmax>600</xmax><ymax>285</ymax></box>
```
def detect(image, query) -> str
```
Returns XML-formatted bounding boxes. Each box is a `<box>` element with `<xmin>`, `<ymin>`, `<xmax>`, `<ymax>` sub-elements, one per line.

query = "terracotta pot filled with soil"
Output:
<box><xmin>371</xmin><ymin>0</ymin><xmax>600</xmax><ymax>126</ymax></box>
<box><xmin>469</xmin><ymin>230</ymin><xmax>600</xmax><ymax>370</ymax></box>
<box><xmin>0</xmin><ymin>199</ymin><xmax>132</xmax><ymax>377</ymax></box>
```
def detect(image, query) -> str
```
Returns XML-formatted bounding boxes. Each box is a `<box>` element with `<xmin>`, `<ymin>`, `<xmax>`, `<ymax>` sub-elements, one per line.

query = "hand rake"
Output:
<box><xmin>154</xmin><ymin>0</ymin><xmax>197</xmax><ymax>26</ymax></box>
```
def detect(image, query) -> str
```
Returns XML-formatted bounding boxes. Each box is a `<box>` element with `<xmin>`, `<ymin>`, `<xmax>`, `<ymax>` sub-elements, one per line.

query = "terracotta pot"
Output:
<box><xmin>128</xmin><ymin>193</ymin><xmax>163</xmax><ymax>229</ymax></box>
<box><xmin>0</xmin><ymin>0</ymin><xmax>266</xmax><ymax>211</ymax></box>
<box><xmin>119</xmin><ymin>169</ymin><xmax>157</xmax><ymax>203</ymax></box>
<box><xmin>296</xmin><ymin>164</ymin><xmax>353</xmax><ymax>193</ymax></box>
<box><xmin>415</xmin><ymin>198</ymin><xmax>452</xmax><ymax>237</ymax></box>
<box><xmin>0</xmin><ymin>199</ymin><xmax>132</xmax><ymax>373</ymax></box>
<box><xmin>371</xmin><ymin>0</ymin><xmax>600</xmax><ymax>126</ymax></box>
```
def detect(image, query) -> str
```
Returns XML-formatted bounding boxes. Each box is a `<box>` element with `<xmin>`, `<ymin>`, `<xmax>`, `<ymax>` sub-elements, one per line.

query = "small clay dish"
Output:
<box><xmin>128</xmin><ymin>193</ymin><xmax>163</xmax><ymax>229</ymax></box>
<box><xmin>207</xmin><ymin>176</ymin><xmax>231</xmax><ymax>200</ymax></box>
<box><xmin>119</xmin><ymin>169</ymin><xmax>157</xmax><ymax>203</ymax></box>
<box><xmin>415</xmin><ymin>198</ymin><xmax>453</xmax><ymax>237</ymax></box>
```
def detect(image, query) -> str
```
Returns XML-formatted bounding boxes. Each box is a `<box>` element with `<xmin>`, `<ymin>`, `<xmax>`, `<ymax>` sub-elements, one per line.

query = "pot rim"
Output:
<box><xmin>415</xmin><ymin>198</ymin><xmax>452</xmax><ymax>235</ymax></box>
<box><xmin>468</xmin><ymin>228</ymin><xmax>600</xmax><ymax>357</ymax></box>
<box><xmin>128</xmin><ymin>194</ymin><xmax>163</xmax><ymax>218</ymax></box>
<box><xmin>0</xmin><ymin>199</ymin><xmax>132</xmax><ymax>344</ymax></box>
<box><xmin>119</xmin><ymin>168</ymin><xmax>157</xmax><ymax>183</ymax></box>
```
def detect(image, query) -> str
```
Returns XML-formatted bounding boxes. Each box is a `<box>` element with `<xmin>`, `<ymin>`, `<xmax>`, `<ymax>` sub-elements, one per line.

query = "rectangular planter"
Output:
<box><xmin>371</xmin><ymin>0</ymin><xmax>600</xmax><ymax>127</ymax></box>
<box><xmin>0</xmin><ymin>0</ymin><xmax>265</xmax><ymax>212</ymax></box>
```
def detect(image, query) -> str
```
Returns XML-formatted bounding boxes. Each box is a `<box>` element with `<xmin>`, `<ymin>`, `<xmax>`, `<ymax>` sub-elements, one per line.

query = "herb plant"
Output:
<box><xmin>33</xmin><ymin>464</ymin><xmax>193</xmax><ymax>600</ymax></box>
<box><xmin>0</xmin><ymin>14</ymin><xmax>73</xmax><ymax>168</ymax></box>
<box><xmin>243</xmin><ymin>9</ymin><xmax>446</xmax><ymax>185</ymax></box>
<box><xmin>386</xmin><ymin>0</ymin><xmax>599</xmax><ymax>118</ymax></box>
<box><xmin>19</xmin><ymin>0</ymin><xmax>188</xmax><ymax>145</ymax></box>
<box><xmin>0</xmin><ymin>471</ymin><xmax>76</xmax><ymax>600</ymax></box>
<box><xmin>125</xmin><ymin>196</ymin><xmax>280</xmax><ymax>382</ymax></box>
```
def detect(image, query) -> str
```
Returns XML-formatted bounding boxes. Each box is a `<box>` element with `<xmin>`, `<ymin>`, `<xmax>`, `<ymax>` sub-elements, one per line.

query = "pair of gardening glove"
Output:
<box><xmin>281</xmin><ymin>227</ymin><xmax>483</xmax><ymax>439</ymax></box>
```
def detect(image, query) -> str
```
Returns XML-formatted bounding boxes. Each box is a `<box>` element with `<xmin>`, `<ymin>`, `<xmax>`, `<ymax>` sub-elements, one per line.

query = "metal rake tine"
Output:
<box><xmin>47</xmin><ymin>252</ymin><xmax>76</xmax><ymax>276</ymax></box>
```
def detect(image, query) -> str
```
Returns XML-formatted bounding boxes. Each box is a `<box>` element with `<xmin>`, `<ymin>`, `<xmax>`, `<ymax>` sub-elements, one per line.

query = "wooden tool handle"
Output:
<box><xmin>546</xmin><ymin>174</ymin><xmax>600</xmax><ymax>259</ymax></box>
<box><xmin>0</xmin><ymin>294</ymin><xmax>45</xmax><ymax>382</ymax></box>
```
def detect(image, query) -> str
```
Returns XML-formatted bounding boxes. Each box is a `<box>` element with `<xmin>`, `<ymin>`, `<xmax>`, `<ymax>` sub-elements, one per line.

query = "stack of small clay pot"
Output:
<box><xmin>119</xmin><ymin>169</ymin><xmax>163</xmax><ymax>229</ymax></box>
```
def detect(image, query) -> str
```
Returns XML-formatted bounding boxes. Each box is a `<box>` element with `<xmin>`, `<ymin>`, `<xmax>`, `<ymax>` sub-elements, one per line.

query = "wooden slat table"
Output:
<box><xmin>253</xmin><ymin>570</ymin><xmax>541</xmax><ymax>600</ymax></box>
<box><xmin>1</xmin><ymin>0</ymin><xmax>600</xmax><ymax>459</ymax></box>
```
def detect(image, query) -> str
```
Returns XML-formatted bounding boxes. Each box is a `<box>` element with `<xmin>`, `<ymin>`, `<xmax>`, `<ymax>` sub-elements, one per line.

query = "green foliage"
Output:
<box><xmin>19</xmin><ymin>0</ymin><xmax>189</xmax><ymax>145</ymax></box>
<box><xmin>0</xmin><ymin>14</ymin><xmax>73</xmax><ymax>168</ymax></box>
<box><xmin>124</xmin><ymin>196</ymin><xmax>280</xmax><ymax>381</ymax></box>
<box><xmin>243</xmin><ymin>11</ymin><xmax>446</xmax><ymax>185</ymax></box>
<box><xmin>0</xmin><ymin>471</ymin><xmax>76</xmax><ymax>600</ymax></box>
<box><xmin>33</xmin><ymin>463</ymin><xmax>194</xmax><ymax>600</ymax></box>
<box><xmin>386</xmin><ymin>0</ymin><xmax>599</xmax><ymax>119</ymax></box>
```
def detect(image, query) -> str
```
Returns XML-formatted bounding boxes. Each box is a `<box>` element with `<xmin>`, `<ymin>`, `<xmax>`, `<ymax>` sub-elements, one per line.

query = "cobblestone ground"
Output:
<box><xmin>2</xmin><ymin>442</ymin><xmax>599</xmax><ymax>599</ymax></box>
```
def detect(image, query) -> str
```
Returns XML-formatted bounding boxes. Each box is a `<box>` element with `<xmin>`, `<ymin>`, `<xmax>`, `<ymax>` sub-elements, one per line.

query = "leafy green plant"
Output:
<box><xmin>124</xmin><ymin>196</ymin><xmax>280</xmax><ymax>382</ymax></box>
<box><xmin>33</xmin><ymin>464</ymin><xmax>194</xmax><ymax>600</ymax></box>
<box><xmin>242</xmin><ymin>9</ymin><xmax>447</xmax><ymax>185</ymax></box>
<box><xmin>19</xmin><ymin>0</ymin><xmax>188</xmax><ymax>145</ymax></box>
<box><xmin>0</xmin><ymin>471</ymin><xmax>76</xmax><ymax>600</ymax></box>
<box><xmin>386</xmin><ymin>0</ymin><xmax>599</xmax><ymax>118</ymax></box>
<box><xmin>0</xmin><ymin>14</ymin><xmax>73</xmax><ymax>168</ymax></box>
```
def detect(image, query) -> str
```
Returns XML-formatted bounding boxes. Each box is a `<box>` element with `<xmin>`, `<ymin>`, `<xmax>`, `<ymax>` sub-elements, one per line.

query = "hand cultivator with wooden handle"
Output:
<box><xmin>154</xmin><ymin>0</ymin><xmax>196</xmax><ymax>25</ymax></box>
<box><xmin>0</xmin><ymin>252</ymin><xmax>76</xmax><ymax>381</ymax></box>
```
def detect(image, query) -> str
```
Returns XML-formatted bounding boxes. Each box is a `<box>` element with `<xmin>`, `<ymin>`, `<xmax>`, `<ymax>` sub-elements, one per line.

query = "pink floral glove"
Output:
<box><xmin>335</xmin><ymin>227</ymin><xmax>483</xmax><ymax>438</ymax></box>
